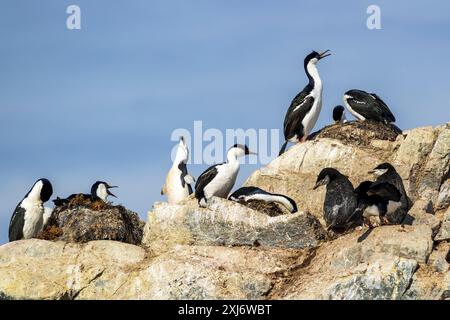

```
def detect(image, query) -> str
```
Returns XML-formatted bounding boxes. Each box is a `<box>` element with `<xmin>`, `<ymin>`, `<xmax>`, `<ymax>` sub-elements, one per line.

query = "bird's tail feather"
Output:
<box><xmin>279</xmin><ymin>141</ymin><xmax>288</xmax><ymax>156</ymax></box>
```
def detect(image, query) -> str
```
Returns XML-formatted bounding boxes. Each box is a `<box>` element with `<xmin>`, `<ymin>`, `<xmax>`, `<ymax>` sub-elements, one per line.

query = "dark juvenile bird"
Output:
<box><xmin>53</xmin><ymin>181</ymin><xmax>117</xmax><ymax>206</ymax></box>
<box><xmin>369</xmin><ymin>163</ymin><xmax>410</xmax><ymax>213</ymax></box>
<box><xmin>343</xmin><ymin>89</ymin><xmax>396</xmax><ymax>124</ymax></box>
<box><xmin>350</xmin><ymin>180</ymin><xmax>402</xmax><ymax>227</ymax></box>
<box><xmin>279</xmin><ymin>50</ymin><xmax>331</xmax><ymax>155</ymax></box>
<box><xmin>228</xmin><ymin>186</ymin><xmax>298</xmax><ymax>213</ymax></box>
<box><xmin>9</xmin><ymin>178</ymin><xmax>53</xmax><ymax>242</ymax></box>
<box><xmin>195</xmin><ymin>144</ymin><xmax>256</xmax><ymax>207</ymax></box>
<box><xmin>313</xmin><ymin>168</ymin><xmax>357</xmax><ymax>230</ymax></box>
<box><xmin>332</xmin><ymin>105</ymin><xmax>346</xmax><ymax>124</ymax></box>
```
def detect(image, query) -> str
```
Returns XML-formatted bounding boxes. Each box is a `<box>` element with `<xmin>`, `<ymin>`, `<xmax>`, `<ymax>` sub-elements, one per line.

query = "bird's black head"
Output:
<box><xmin>91</xmin><ymin>181</ymin><xmax>118</xmax><ymax>199</ymax></box>
<box><xmin>230</xmin><ymin>144</ymin><xmax>257</xmax><ymax>156</ymax></box>
<box><xmin>369</xmin><ymin>163</ymin><xmax>396</xmax><ymax>176</ymax></box>
<box><xmin>313</xmin><ymin>168</ymin><xmax>342</xmax><ymax>190</ymax></box>
<box><xmin>304</xmin><ymin>50</ymin><xmax>331</xmax><ymax>66</ymax></box>
<box><xmin>333</xmin><ymin>105</ymin><xmax>345</xmax><ymax>122</ymax></box>
<box><xmin>38</xmin><ymin>178</ymin><xmax>53</xmax><ymax>202</ymax></box>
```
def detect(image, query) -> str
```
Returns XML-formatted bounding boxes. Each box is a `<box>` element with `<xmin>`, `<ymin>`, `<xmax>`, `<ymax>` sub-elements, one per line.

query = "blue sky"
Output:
<box><xmin>1</xmin><ymin>0</ymin><xmax>449</xmax><ymax>244</ymax></box>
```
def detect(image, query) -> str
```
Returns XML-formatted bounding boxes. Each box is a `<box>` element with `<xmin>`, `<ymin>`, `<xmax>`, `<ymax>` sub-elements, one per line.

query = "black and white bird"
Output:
<box><xmin>53</xmin><ymin>181</ymin><xmax>117</xmax><ymax>206</ymax></box>
<box><xmin>343</xmin><ymin>89</ymin><xmax>396</xmax><ymax>124</ymax></box>
<box><xmin>195</xmin><ymin>144</ymin><xmax>256</xmax><ymax>207</ymax></box>
<box><xmin>279</xmin><ymin>50</ymin><xmax>331</xmax><ymax>155</ymax></box>
<box><xmin>350</xmin><ymin>180</ymin><xmax>402</xmax><ymax>227</ymax></box>
<box><xmin>332</xmin><ymin>105</ymin><xmax>346</xmax><ymax>124</ymax></box>
<box><xmin>313</xmin><ymin>168</ymin><xmax>357</xmax><ymax>230</ymax></box>
<box><xmin>9</xmin><ymin>178</ymin><xmax>53</xmax><ymax>242</ymax></box>
<box><xmin>228</xmin><ymin>186</ymin><xmax>298</xmax><ymax>213</ymax></box>
<box><xmin>161</xmin><ymin>137</ymin><xmax>195</xmax><ymax>204</ymax></box>
<box><xmin>369</xmin><ymin>163</ymin><xmax>409</xmax><ymax>212</ymax></box>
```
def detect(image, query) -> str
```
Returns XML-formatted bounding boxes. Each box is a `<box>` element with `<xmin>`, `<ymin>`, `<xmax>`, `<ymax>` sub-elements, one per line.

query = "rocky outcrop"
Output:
<box><xmin>0</xmin><ymin>225</ymin><xmax>435</xmax><ymax>300</ymax></box>
<box><xmin>245</xmin><ymin>122</ymin><xmax>450</xmax><ymax>223</ymax></box>
<box><xmin>142</xmin><ymin>197</ymin><xmax>326</xmax><ymax>254</ymax></box>
<box><xmin>276</xmin><ymin>225</ymin><xmax>432</xmax><ymax>300</ymax></box>
<box><xmin>0</xmin><ymin>122</ymin><xmax>449</xmax><ymax>300</ymax></box>
<box><xmin>435</xmin><ymin>208</ymin><xmax>450</xmax><ymax>241</ymax></box>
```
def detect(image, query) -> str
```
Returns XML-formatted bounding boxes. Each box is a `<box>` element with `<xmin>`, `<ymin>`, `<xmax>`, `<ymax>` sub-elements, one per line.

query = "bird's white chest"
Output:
<box><xmin>165</xmin><ymin>165</ymin><xmax>190</xmax><ymax>204</ymax></box>
<box><xmin>363</xmin><ymin>205</ymin><xmax>380</xmax><ymax>218</ymax></box>
<box><xmin>204</xmin><ymin>162</ymin><xmax>239</xmax><ymax>199</ymax></box>
<box><xmin>302</xmin><ymin>90</ymin><xmax>322</xmax><ymax>136</ymax></box>
<box><xmin>21</xmin><ymin>200</ymin><xmax>44</xmax><ymax>239</ymax></box>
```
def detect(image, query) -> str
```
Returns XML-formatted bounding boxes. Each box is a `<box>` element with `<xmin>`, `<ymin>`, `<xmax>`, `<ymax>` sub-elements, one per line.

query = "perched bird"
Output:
<box><xmin>195</xmin><ymin>144</ymin><xmax>256</xmax><ymax>207</ymax></box>
<box><xmin>9</xmin><ymin>178</ymin><xmax>53</xmax><ymax>242</ymax></box>
<box><xmin>369</xmin><ymin>163</ymin><xmax>410</xmax><ymax>212</ymax></box>
<box><xmin>161</xmin><ymin>136</ymin><xmax>195</xmax><ymax>204</ymax></box>
<box><xmin>350</xmin><ymin>180</ymin><xmax>402</xmax><ymax>227</ymax></box>
<box><xmin>280</xmin><ymin>50</ymin><xmax>331</xmax><ymax>155</ymax></box>
<box><xmin>343</xmin><ymin>89</ymin><xmax>396</xmax><ymax>124</ymax></box>
<box><xmin>313</xmin><ymin>168</ymin><xmax>357</xmax><ymax>230</ymax></box>
<box><xmin>53</xmin><ymin>181</ymin><xmax>117</xmax><ymax>206</ymax></box>
<box><xmin>332</xmin><ymin>105</ymin><xmax>346</xmax><ymax>124</ymax></box>
<box><xmin>228</xmin><ymin>186</ymin><xmax>298</xmax><ymax>213</ymax></box>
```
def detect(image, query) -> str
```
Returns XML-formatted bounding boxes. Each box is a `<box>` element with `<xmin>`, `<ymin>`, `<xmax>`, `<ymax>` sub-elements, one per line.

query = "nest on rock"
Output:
<box><xmin>237</xmin><ymin>199</ymin><xmax>291</xmax><ymax>217</ymax></box>
<box><xmin>38</xmin><ymin>195</ymin><xmax>144</xmax><ymax>245</ymax></box>
<box><xmin>309</xmin><ymin>120</ymin><xmax>402</xmax><ymax>147</ymax></box>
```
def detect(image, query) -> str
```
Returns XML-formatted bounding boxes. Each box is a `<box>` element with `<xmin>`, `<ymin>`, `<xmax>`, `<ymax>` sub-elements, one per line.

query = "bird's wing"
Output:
<box><xmin>177</xmin><ymin>162</ymin><xmax>189</xmax><ymax>188</ymax></box>
<box><xmin>370</xmin><ymin>93</ymin><xmax>396</xmax><ymax>123</ymax></box>
<box><xmin>346</xmin><ymin>96</ymin><xmax>383</xmax><ymax>121</ymax></box>
<box><xmin>347</xmin><ymin>91</ymin><xmax>395</xmax><ymax>123</ymax></box>
<box><xmin>9</xmin><ymin>204</ymin><xmax>25</xmax><ymax>241</ymax></box>
<box><xmin>367</xmin><ymin>182</ymin><xmax>401</xmax><ymax>202</ymax></box>
<box><xmin>325</xmin><ymin>178</ymin><xmax>357</xmax><ymax>228</ymax></box>
<box><xmin>194</xmin><ymin>164</ymin><xmax>221</xmax><ymax>199</ymax></box>
<box><xmin>283</xmin><ymin>94</ymin><xmax>315</xmax><ymax>139</ymax></box>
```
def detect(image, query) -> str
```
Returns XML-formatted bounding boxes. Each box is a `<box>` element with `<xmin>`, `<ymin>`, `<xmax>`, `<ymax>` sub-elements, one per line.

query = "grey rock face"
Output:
<box><xmin>142</xmin><ymin>197</ymin><xmax>326</xmax><ymax>254</ymax></box>
<box><xmin>403</xmin><ymin>199</ymin><xmax>441</xmax><ymax>236</ymax></box>
<box><xmin>437</xmin><ymin>179</ymin><xmax>450</xmax><ymax>210</ymax></box>
<box><xmin>435</xmin><ymin>208</ymin><xmax>450</xmax><ymax>241</ymax></box>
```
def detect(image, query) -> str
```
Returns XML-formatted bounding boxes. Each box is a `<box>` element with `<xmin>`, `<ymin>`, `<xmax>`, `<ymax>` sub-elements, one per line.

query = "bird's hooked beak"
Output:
<box><xmin>313</xmin><ymin>176</ymin><xmax>330</xmax><ymax>190</ymax></box>
<box><xmin>368</xmin><ymin>169</ymin><xmax>388</xmax><ymax>176</ymax></box>
<box><xmin>107</xmin><ymin>185</ymin><xmax>118</xmax><ymax>198</ymax></box>
<box><xmin>318</xmin><ymin>50</ymin><xmax>331</xmax><ymax>60</ymax></box>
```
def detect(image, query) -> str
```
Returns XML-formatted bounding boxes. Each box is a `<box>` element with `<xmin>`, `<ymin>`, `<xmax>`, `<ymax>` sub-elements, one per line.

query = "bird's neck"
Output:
<box><xmin>227</xmin><ymin>151</ymin><xmax>239</xmax><ymax>164</ymax></box>
<box><xmin>305</xmin><ymin>61</ymin><xmax>322</xmax><ymax>90</ymax></box>
<box><xmin>172</xmin><ymin>154</ymin><xmax>186</xmax><ymax>169</ymax></box>
<box><xmin>24</xmin><ymin>185</ymin><xmax>42</xmax><ymax>205</ymax></box>
<box><xmin>173</xmin><ymin>146</ymin><xmax>188</xmax><ymax>169</ymax></box>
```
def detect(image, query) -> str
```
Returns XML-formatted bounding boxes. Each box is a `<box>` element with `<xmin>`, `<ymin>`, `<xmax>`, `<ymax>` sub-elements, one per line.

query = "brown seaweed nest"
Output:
<box><xmin>38</xmin><ymin>195</ymin><xmax>145</xmax><ymax>245</ymax></box>
<box><xmin>237</xmin><ymin>199</ymin><xmax>291</xmax><ymax>217</ymax></box>
<box><xmin>309</xmin><ymin>120</ymin><xmax>402</xmax><ymax>147</ymax></box>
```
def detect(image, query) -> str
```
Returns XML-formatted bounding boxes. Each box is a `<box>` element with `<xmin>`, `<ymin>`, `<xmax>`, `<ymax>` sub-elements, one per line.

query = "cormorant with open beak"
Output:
<box><xmin>280</xmin><ymin>50</ymin><xmax>331</xmax><ymax>155</ymax></box>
